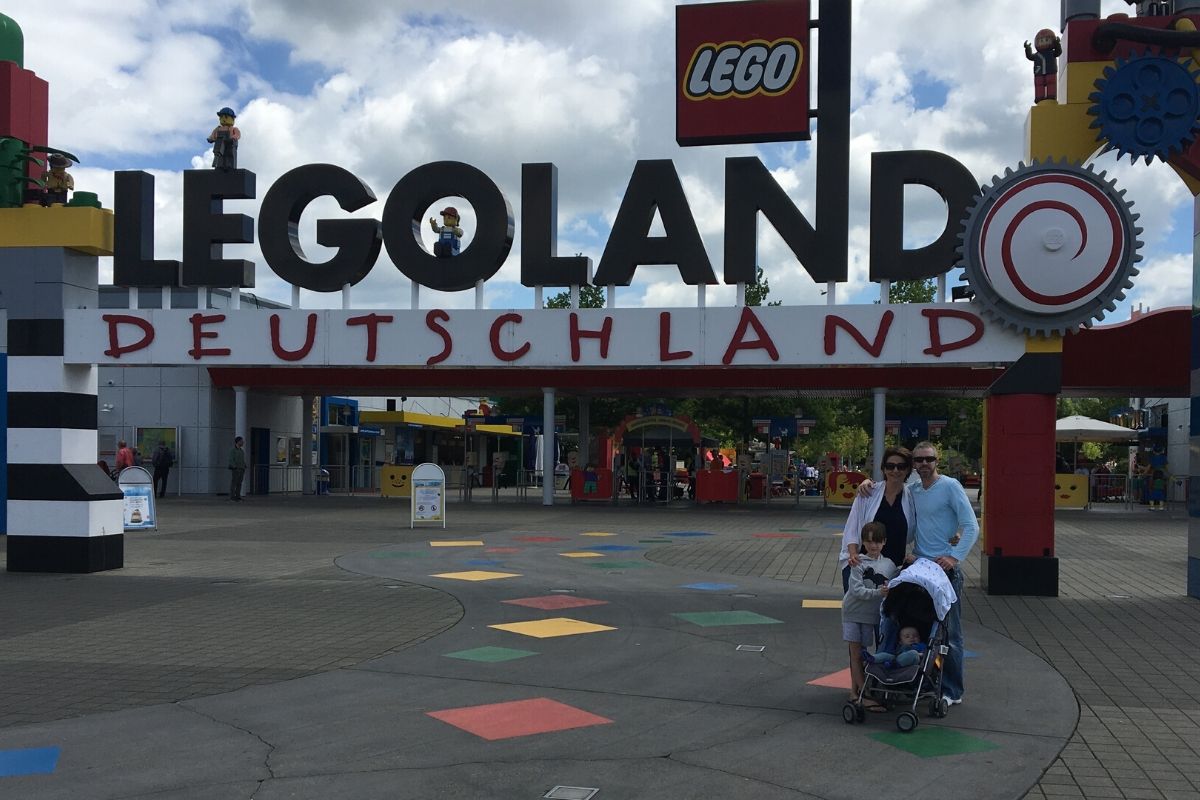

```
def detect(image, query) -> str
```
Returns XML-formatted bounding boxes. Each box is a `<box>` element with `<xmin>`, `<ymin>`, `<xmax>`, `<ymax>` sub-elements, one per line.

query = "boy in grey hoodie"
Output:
<box><xmin>842</xmin><ymin>521</ymin><xmax>898</xmax><ymax>707</ymax></box>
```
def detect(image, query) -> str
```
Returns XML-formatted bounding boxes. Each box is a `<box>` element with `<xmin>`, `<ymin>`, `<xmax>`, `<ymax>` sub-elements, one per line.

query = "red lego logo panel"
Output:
<box><xmin>676</xmin><ymin>0</ymin><xmax>810</xmax><ymax>146</ymax></box>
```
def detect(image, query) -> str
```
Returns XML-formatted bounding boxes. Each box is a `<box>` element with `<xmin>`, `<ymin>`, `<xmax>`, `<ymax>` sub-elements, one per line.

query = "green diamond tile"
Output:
<box><xmin>442</xmin><ymin>646</ymin><xmax>539</xmax><ymax>663</ymax></box>
<box><xmin>673</xmin><ymin>610</ymin><xmax>783</xmax><ymax>627</ymax></box>
<box><xmin>870</xmin><ymin>727</ymin><xmax>1001</xmax><ymax>758</ymax></box>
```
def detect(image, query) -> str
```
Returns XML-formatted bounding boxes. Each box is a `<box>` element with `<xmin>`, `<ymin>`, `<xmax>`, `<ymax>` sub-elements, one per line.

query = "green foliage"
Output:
<box><xmin>545</xmin><ymin>285</ymin><xmax>605</xmax><ymax>309</ymax></box>
<box><xmin>888</xmin><ymin>278</ymin><xmax>936</xmax><ymax>304</ymax></box>
<box><xmin>745</xmin><ymin>266</ymin><xmax>781</xmax><ymax>307</ymax></box>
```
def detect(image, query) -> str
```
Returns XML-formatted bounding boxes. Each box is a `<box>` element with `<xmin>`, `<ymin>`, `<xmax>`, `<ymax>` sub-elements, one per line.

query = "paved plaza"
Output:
<box><xmin>0</xmin><ymin>494</ymin><xmax>1195</xmax><ymax>799</ymax></box>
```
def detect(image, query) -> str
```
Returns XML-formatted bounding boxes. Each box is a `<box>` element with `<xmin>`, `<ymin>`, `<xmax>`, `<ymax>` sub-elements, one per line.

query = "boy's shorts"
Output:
<box><xmin>842</xmin><ymin>621</ymin><xmax>877</xmax><ymax>647</ymax></box>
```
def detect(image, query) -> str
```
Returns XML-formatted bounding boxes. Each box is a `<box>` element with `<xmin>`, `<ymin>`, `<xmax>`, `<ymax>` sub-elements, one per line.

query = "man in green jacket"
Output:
<box><xmin>229</xmin><ymin>436</ymin><xmax>247</xmax><ymax>501</ymax></box>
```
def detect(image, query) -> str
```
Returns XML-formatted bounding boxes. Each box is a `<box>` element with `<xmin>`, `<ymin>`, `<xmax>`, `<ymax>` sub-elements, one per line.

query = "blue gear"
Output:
<box><xmin>1088</xmin><ymin>50</ymin><xmax>1200</xmax><ymax>163</ymax></box>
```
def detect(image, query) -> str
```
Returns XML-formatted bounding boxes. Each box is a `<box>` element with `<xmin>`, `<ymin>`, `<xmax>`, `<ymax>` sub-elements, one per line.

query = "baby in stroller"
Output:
<box><xmin>843</xmin><ymin>558</ymin><xmax>956</xmax><ymax>732</ymax></box>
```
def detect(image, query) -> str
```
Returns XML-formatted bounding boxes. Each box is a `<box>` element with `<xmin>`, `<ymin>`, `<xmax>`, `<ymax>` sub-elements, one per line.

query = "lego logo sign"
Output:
<box><xmin>683</xmin><ymin>38</ymin><xmax>803</xmax><ymax>100</ymax></box>
<box><xmin>677</xmin><ymin>0</ymin><xmax>811</xmax><ymax>146</ymax></box>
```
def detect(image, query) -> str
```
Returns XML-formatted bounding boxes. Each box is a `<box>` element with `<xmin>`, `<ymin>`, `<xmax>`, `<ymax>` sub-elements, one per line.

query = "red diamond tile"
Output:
<box><xmin>427</xmin><ymin>698</ymin><xmax>612</xmax><ymax>740</ymax></box>
<box><xmin>502</xmin><ymin>595</ymin><xmax>609</xmax><ymax>610</ymax></box>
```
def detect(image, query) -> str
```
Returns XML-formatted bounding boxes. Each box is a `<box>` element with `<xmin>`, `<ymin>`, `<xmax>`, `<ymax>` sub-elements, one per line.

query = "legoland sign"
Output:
<box><xmin>65</xmin><ymin>305</ymin><xmax>1024</xmax><ymax>368</ymax></box>
<box><xmin>78</xmin><ymin>0</ymin><xmax>1133</xmax><ymax>367</ymax></box>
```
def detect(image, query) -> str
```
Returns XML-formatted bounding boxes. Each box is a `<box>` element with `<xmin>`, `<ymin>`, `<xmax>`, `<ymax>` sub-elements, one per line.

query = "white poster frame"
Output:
<box><xmin>117</xmin><ymin>466</ymin><xmax>157</xmax><ymax>531</ymax></box>
<box><xmin>410</xmin><ymin>462</ymin><xmax>446</xmax><ymax>529</ymax></box>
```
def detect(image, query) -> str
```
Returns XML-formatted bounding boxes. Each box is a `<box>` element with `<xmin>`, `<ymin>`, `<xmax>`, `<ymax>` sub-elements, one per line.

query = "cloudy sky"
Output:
<box><xmin>5</xmin><ymin>0</ymin><xmax>1194</xmax><ymax>317</ymax></box>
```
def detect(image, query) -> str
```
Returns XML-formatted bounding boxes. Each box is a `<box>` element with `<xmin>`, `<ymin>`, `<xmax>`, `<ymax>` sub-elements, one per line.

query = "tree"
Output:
<box><xmin>545</xmin><ymin>285</ymin><xmax>605</xmax><ymax>309</ymax></box>
<box><xmin>745</xmin><ymin>266</ymin><xmax>782</xmax><ymax>307</ymax></box>
<box><xmin>887</xmin><ymin>278</ymin><xmax>936</xmax><ymax>304</ymax></box>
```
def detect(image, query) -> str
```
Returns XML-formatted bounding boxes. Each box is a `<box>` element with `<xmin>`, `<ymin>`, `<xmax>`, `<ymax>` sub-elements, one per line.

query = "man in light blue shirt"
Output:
<box><xmin>908</xmin><ymin>441</ymin><xmax>978</xmax><ymax>705</ymax></box>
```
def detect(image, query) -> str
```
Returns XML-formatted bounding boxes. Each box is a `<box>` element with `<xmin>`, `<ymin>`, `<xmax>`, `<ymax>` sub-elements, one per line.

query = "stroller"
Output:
<box><xmin>842</xmin><ymin>559</ymin><xmax>955</xmax><ymax>732</ymax></box>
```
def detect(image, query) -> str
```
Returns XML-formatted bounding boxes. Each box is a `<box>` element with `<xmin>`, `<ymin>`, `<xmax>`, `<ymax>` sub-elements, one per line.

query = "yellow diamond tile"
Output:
<box><xmin>489</xmin><ymin>617</ymin><xmax>617</xmax><ymax>638</ymax></box>
<box><xmin>431</xmin><ymin>571</ymin><xmax>522</xmax><ymax>582</ymax></box>
<box><xmin>580</xmin><ymin>532</ymin><xmax>617</xmax><ymax>537</ymax></box>
<box><xmin>802</xmin><ymin>599</ymin><xmax>843</xmax><ymax>609</ymax></box>
<box><xmin>429</xmin><ymin>540</ymin><xmax>485</xmax><ymax>547</ymax></box>
<box><xmin>559</xmin><ymin>551</ymin><xmax>606</xmax><ymax>558</ymax></box>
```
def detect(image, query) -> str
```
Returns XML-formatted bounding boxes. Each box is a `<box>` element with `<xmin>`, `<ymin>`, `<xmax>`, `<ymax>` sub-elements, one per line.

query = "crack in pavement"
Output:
<box><xmin>175</xmin><ymin>700</ymin><xmax>277</xmax><ymax>793</ymax></box>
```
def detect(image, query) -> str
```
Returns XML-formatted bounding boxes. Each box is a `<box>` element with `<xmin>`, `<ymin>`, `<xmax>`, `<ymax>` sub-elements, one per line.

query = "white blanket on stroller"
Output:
<box><xmin>886</xmin><ymin>558</ymin><xmax>958</xmax><ymax>619</ymax></box>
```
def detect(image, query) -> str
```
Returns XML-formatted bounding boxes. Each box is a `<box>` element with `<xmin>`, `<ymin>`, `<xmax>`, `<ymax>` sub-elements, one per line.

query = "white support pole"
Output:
<box><xmin>162</xmin><ymin>285</ymin><xmax>172</xmax><ymax>309</ymax></box>
<box><xmin>292</xmin><ymin>285</ymin><xmax>301</xmax><ymax>308</ymax></box>
<box><xmin>570</xmin><ymin>284</ymin><xmax>580</xmax><ymax>308</ymax></box>
<box><xmin>937</xmin><ymin>274</ymin><xmax>947</xmax><ymax>303</ymax></box>
<box><xmin>542</xmin><ymin>387</ymin><xmax>555</xmax><ymax>506</ymax></box>
<box><xmin>234</xmin><ymin>385</ymin><xmax>249</xmax><ymax>497</ymax></box>
<box><xmin>129</xmin><ymin>287</ymin><xmax>139</xmax><ymax>309</ymax></box>
<box><xmin>579</xmin><ymin>396</ymin><xmax>591</xmax><ymax>467</ymax></box>
<box><xmin>534</xmin><ymin>286</ymin><xmax>544</xmax><ymax>309</ymax></box>
<box><xmin>342</xmin><ymin>283</ymin><xmax>351</xmax><ymax>309</ymax></box>
<box><xmin>826</xmin><ymin>281</ymin><xmax>837</xmax><ymax>305</ymax></box>
<box><xmin>475</xmin><ymin>279</ymin><xmax>484</xmax><ymax>309</ymax></box>
<box><xmin>880</xmin><ymin>280</ymin><xmax>891</xmax><ymax>305</ymax></box>
<box><xmin>736</xmin><ymin>282</ymin><xmax>746</xmax><ymax>306</ymax></box>
<box><xmin>301</xmin><ymin>393</ymin><xmax>314</xmax><ymax>494</ymax></box>
<box><xmin>230</xmin><ymin>288</ymin><xmax>240</xmax><ymax>309</ymax></box>
<box><xmin>606</xmin><ymin>284</ymin><xmax>616</xmax><ymax>308</ymax></box>
<box><xmin>410</xmin><ymin>282</ymin><xmax>420</xmax><ymax>310</ymax></box>
<box><xmin>873</xmin><ymin>387</ymin><xmax>886</xmax><ymax>481</ymax></box>
<box><xmin>697</xmin><ymin>284</ymin><xmax>707</xmax><ymax>308</ymax></box>
<box><xmin>197</xmin><ymin>287</ymin><xmax>208</xmax><ymax>309</ymax></box>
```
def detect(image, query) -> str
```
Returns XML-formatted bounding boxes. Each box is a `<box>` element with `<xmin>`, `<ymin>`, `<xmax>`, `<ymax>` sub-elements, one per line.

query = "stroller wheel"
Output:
<box><xmin>896</xmin><ymin>711</ymin><xmax>919</xmax><ymax>733</ymax></box>
<box><xmin>842</xmin><ymin>702</ymin><xmax>858</xmax><ymax>724</ymax></box>
<box><xmin>929</xmin><ymin>697</ymin><xmax>948</xmax><ymax>718</ymax></box>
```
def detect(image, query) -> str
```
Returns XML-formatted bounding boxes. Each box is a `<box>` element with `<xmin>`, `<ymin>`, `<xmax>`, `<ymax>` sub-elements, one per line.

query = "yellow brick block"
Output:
<box><xmin>1061</xmin><ymin>61</ymin><xmax>1109</xmax><ymax>106</ymax></box>
<box><xmin>1025</xmin><ymin>333</ymin><xmax>1063</xmax><ymax>353</ymax></box>
<box><xmin>0</xmin><ymin>206</ymin><xmax>114</xmax><ymax>256</ymax></box>
<box><xmin>1025</xmin><ymin>102</ymin><xmax>1102</xmax><ymax>164</ymax></box>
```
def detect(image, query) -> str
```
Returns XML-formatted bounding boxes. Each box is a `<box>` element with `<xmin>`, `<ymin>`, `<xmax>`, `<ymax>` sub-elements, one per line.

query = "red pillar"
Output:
<box><xmin>982</xmin><ymin>376</ymin><xmax>1059</xmax><ymax>595</ymax></box>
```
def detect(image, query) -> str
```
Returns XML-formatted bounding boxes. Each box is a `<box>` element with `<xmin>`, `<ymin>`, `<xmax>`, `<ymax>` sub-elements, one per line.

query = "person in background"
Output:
<box><xmin>228</xmin><ymin>436</ymin><xmax>247</xmax><ymax>501</ymax></box>
<box><xmin>152</xmin><ymin>442</ymin><xmax>174</xmax><ymax>499</ymax></box>
<box><xmin>115</xmin><ymin>440</ymin><xmax>135</xmax><ymax>475</ymax></box>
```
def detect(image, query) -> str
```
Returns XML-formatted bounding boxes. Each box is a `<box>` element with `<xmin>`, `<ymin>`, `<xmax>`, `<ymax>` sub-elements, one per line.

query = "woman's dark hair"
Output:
<box><xmin>881</xmin><ymin>446</ymin><xmax>913</xmax><ymax>479</ymax></box>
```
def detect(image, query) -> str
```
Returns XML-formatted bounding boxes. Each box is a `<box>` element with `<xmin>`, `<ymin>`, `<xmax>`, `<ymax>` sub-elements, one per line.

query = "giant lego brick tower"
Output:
<box><xmin>0</xmin><ymin>12</ymin><xmax>124</xmax><ymax>572</ymax></box>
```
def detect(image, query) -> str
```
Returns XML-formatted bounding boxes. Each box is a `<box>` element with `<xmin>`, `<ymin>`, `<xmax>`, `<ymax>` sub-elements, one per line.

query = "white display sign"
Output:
<box><xmin>65</xmin><ymin>304</ymin><xmax>1025</xmax><ymax>369</ymax></box>
<box><xmin>117</xmin><ymin>466</ymin><xmax>157</xmax><ymax>531</ymax></box>
<box><xmin>410</xmin><ymin>463</ymin><xmax>446</xmax><ymax>529</ymax></box>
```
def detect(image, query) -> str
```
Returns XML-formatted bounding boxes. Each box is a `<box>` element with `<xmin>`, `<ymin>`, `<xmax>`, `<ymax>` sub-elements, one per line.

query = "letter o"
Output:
<box><xmin>733</xmin><ymin>44</ymin><xmax>768</xmax><ymax>94</ymax></box>
<box><xmin>763</xmin><ymin>43</ymin><xmax>798</xmax><ymax>92</ymax></box>
<box><xmin>382</xmin><ymin>161</ymin><xmax>515</xmax><ymax>292</ymax></box>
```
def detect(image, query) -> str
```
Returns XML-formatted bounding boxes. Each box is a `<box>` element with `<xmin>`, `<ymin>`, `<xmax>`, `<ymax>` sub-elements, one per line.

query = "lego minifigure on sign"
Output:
<box><xmin>429</xmin><ymin>205</ymin><xmax>463</xmax><ymax>257</ymax></box>
<box><xmin>207</xmin><ymin>107</ymin><xmax>240</xmax><ymax>170</ymax></box>
<box><xmin>1025</xmin><ymin>29</ymin><xmax>1062</xmax><ymax>104</ymax></box>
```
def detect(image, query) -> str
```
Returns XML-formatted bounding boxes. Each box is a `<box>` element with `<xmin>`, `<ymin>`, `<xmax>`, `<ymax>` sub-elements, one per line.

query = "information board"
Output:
<box><xmin>410</xmin><ymin>462</ymin><xmax>446</xmax><ymax>529</ymax></box>
<box><xmin>117</xmin><ymin>466</ymin><xmax>157</xmax><ymax>531</ymax></box>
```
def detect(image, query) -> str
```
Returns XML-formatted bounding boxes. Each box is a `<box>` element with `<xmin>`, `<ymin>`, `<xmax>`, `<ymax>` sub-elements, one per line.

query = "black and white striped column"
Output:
<box><xmin>4</xmin><ymin>248</ymin><xmax>123</xmax><ymax>572</ymax></box>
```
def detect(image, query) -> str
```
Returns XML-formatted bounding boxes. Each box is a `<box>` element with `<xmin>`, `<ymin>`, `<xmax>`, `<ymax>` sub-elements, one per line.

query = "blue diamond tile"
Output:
<box><xmin>664</xmin><ymin>531</ymin><xmax>713</xmax><ymax>537</ymax></box>
<box><xmin>0</xmin><ymin>746</ymin><xmax>60</xmax><ymax>777</ymax></box>
<box><xmin>681</xmin><ymin>582</ymin><xmax>738</xmax><ymax>591</ymax></box>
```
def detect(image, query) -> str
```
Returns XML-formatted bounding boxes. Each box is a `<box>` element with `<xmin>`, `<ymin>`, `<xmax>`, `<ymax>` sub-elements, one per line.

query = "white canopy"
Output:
<box><xmin>1054</xmin><ymin>415</ymin><xmax>1139</xmax><ymax>443</ymax></box>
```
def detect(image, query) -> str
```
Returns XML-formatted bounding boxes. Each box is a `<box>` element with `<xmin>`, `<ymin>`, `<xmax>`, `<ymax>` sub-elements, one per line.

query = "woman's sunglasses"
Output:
<box><xmin>883</xmin><ymin>462</ymin><xmax>908</xmax><ymax>470</ymax></box>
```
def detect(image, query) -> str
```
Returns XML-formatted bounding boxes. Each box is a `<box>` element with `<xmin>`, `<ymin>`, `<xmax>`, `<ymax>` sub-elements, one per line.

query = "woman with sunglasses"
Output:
<box><xmin>837</xmin><ymin>446</ymin><xmax>916</xmax><ymax>593</ymax></box>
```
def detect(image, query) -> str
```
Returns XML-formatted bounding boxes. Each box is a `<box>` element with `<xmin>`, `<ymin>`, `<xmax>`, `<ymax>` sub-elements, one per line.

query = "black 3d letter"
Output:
<box><xmin>521</xmin><ymin>163</ymin><xmax>590</xmax><ymax>287</ymax></box>
<box><xmin>182</xmin><ymin>169</ymin><xmax>256</xmax><ymax>287</ymax></box>
<box><xmin>259</xmin><ymin>164</ymin><xmax>381</xmax><ymax>292</ymax></box>
<box><xmin>593</xmin><ymin>160</ymin><xmax>715</xmax><ymax>286</ymax></box>
<box><xmin>381</xmin><ymin>161</ymin><xmax>514</xmax><ymax>292</ymax></box>
<box><xmin>869</xmin><ymin>151</ymin><xmax>978</xmax><ymax>282</ymax></box>
<box><xmin>113</xmin><ymin>171</ymin><xmax>181</xmax><ymax>287</ymax></box>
